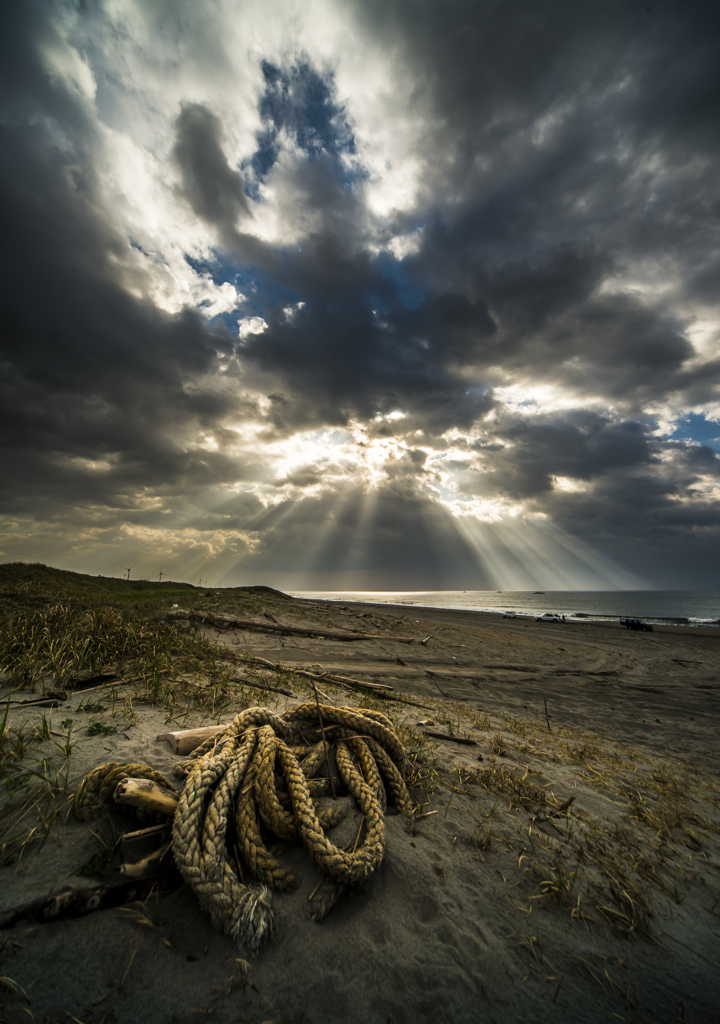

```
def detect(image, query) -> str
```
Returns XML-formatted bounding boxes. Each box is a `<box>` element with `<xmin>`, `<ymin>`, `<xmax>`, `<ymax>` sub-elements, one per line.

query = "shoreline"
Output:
<box><xmin>298</xmin><ymin>595</ymin><xmax>720</xmax><ymax>638</ymax></box>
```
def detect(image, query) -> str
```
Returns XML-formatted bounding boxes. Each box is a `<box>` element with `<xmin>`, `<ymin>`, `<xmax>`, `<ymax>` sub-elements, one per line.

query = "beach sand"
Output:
<box><xmin>1</xmin><ymin>594</ymin><xmax>719</xmax><ymax>1023</ymax></box>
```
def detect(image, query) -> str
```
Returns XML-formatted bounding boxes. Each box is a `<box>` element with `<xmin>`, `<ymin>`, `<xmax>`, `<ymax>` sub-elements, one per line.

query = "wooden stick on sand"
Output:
<box><xmin>114</xmin><ymin>778</ymin><xmax>179</xmax><ymax>816</ymax></box>
<box><xmin>0</xmin><ymin>880</ymin><xmax>160</xmax><ymax>929</ymax></box>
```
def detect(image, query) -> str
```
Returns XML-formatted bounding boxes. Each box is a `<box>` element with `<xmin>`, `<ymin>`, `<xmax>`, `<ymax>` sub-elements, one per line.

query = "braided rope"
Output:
<box><xmin>283</xmin><ymin>703</ymin><xmax>406</xmax><ymax>771</ymax></box>
<box><xmin>346</xmin><ymin>735</ymin><xmax>387</xmax><ymax>814</ymax></box>
<box><xmin>254</xmin><ymin>724</ymin><xmax>299</xmax><ymax>841</ymax></box>
<box><xmin>236</xmin><ymin>763</ymin><xmax>297</xmax><ymax>892</ymax></box>
<box><xmin>363</xmin><ymin>736</ymin><xmax>414</xmax><ymax>816</ymax></box>
<box><xmin>76</xmin><ymin>703</ymin><xmax>412</xmax><ymax>951</ymax></box>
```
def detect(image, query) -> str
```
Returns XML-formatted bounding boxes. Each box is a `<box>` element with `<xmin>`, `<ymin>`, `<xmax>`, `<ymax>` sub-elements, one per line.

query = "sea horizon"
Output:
<box><xmin>288</xmin><ymin>589</ymin><xmax>720</xmax><ymax>627</ymax></box>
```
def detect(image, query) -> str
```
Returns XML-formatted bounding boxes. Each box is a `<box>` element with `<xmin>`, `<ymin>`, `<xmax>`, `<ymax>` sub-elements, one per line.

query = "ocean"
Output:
<box><xmin>288</xmin><ymin>590</ymin><xmax>720</xmax><ymax>627</ymax></box>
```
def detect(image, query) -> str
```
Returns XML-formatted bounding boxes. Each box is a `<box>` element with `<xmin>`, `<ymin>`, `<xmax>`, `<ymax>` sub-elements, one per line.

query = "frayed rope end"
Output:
<box><xmin>229</xmin><ymin>886</ymin><xmax>273</xmax><ymax>954</ymax></box>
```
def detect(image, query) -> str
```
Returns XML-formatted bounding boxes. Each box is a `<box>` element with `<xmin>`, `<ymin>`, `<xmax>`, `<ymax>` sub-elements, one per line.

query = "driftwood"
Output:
<box><xmin>225</xmin><ymin>650</ymin><xmax>392</xmax><ymax>692</ymax></box>
<box><xmin>120</xmin><ymin>822</ymin><xmax>170</xmax><ymax>843</ymax></box>
<box><xmin>70</xmin><ymin>670</ymin><xmax>119</xmax><ymax>690</ymax></box>
<box><xmin>290</xmin><ymin>667</ymin><xmax>434</xmax><ymax>709</ymax></box>
<box><xmin>121</xmin><ymin>841</ymin><xmax>172</xmax><ymax>878</ymax></box>
<box><xmin>168</xmin><ymin>609</ymin><xmax>425</xmax><ymax>644</ymax></box>
<box><xmin>352</xmin><ymin>690</ymin><xmax>433</xmax><ymax>710</ymax></box>
<box><xmin>218</xmin><ymin>649</ymin><xmax>438</xmax><ymax>708</ymax></box>
<box><xmin>157</xmin><ymin>724</ymin><xmax>228</xmax><ymax>755</ymax></box>
<box><xmin>114</xmin><ymin>778</ymin><xmax>179</xmax><ymax>816</ymax></box>
<box><xmin>225</xmin><ymin>651</ymin><xmax>392</xmax><ymax>693</ymax></box>
<box><xmin>5</xmin><ymin>697</ymin><xmax>63</xmax><ymax>708</ymax></box>
<box><xmin>0</xmin><ymin>879</ymin><xmax>159</xmax><ymax>929</ymax></box>
<box><xmin>295</xmin><ymin>670</ymin><xmax>432</xmax><ymax>710</ymax></box>
<box><xmin>423</xmin><ymin>730</ymin><xmax>478</xmax><ymax>746</ymax></box>
<box><xmin>292</xmin><ymin>668</ymin><xmax>392</xmax><ymax>692</ymax></box>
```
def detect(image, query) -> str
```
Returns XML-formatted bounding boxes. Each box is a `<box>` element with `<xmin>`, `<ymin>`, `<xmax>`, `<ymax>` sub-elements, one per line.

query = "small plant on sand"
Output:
<box><xmin>503</xmin><ymin>714</ymin><xmax>528</xmax><ymax>739</ymax></box>
<box><xmin>87</xmin><ymin>721</ymin><xmax>117</xmax><ymax>736</ymax></box>
<box><xmin>489</xmin><ymin>732</ymin><xmax>508</xmax><ymax>757</ymax></box>
<box><xmin>470</xmin><ymin>710</ymin><xmax>491</xmax><ymax>731</ymax></box>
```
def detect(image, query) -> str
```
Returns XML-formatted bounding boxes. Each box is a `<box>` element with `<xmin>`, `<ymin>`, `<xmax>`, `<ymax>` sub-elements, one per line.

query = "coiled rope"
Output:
<box><xmin>74</xmin><ymin>703</ymin><xmax>412</xmax><ymax>952</ymax></box>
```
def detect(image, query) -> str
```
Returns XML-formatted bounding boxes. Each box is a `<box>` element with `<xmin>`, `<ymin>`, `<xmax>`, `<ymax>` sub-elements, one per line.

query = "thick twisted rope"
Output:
<box><xmin>75</xmin><ymin>703</ymin><xmax>412</xmax><ymax>952</ymax></box>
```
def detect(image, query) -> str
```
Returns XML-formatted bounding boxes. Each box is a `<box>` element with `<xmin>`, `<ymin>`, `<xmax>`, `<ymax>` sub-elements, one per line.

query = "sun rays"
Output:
<box><xmin>210</xmin><ymin>420</ymin><xmax>645</xmax><ymax>591</ymax></box>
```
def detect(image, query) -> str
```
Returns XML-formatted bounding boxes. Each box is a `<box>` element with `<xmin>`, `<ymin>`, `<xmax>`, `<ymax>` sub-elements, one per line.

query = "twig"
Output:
<box><xmin>240</xmin><ymin>679</ymin><xmax>296</xmax><ymax>698</ymax></box>
<box><xmin>70</xmin><ymin>672</ymin><xmax>119</xmax><ymax>691</ymax></box>
<box><xmin>370</xmin><ymin>692</ymin><xmax>435</xmax><ymax>710</ymax></box>
<box><xmin>308</xmin><ymin>879</ymin><xmax>324</xmax><ymax>902</ymax></box>
<box><xmin>422</xmin><ymin>731</ymin><xmax>478</xmax><ymax>746</ymax></box>
<box><xmin>70</xmin><ymin>678</ymin><xmax>131</xmax><ymax>695</ymax></box>
<box><xmin>5</xmin><ymin>697</ymin><xmax>64</xmax><ymax>708</ymax></box>
<box><xmin>312</xmin><ymin>684</ymin><xmax>336</xmax><ymax>799</ymax></box>
<box><xmin>550</xmin><ymin>795</ymin><xmax>576</xmax><ymax>817</ymax></box>
<box><xmin>292</xmin><ymin>668</ymin><xmax>393</xmax><ymax>691</ymax></box>
<box><xmin>225</xmin><ymin>652</ymin><xmax>392</xmax><ymax>689</ymax></box>
<box><xmin>426</xmin><ymin>675</ymin><xmax>469</xmax><ymax>701</ymax></box>
<box><xmin>120</xmin><ymin>932</ymin><xmax>142</xmax><ymax>988</ymax></box>
<box><xmin>120</xmin><ymin>823</ymin><xmax>171</xmax><ymax>844</ymax></box>
<box><xmin>352</xmin><ymin>816</ymin><xmax>364</xmax><ymax>853</ymax></box>
<box><xmin>544</xmin><ymin>697</ymin><xmax>552</xmax><ymax>732</ymax></box>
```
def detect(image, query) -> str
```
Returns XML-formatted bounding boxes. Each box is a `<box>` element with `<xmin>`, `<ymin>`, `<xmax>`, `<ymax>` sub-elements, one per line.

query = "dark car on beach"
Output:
<box><xmin>620</xmin><ymin>618</ymin><xmax>654</xmax><ymax>631</ymax></box>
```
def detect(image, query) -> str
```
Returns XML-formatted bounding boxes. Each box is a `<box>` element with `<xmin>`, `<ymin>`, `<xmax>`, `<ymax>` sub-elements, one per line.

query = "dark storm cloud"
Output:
<box><xmin>538</xmin><ymin>441</ymin><xmax>720</xmax><ymax>588</ymax></box>
<box><xmin>459</xmin><ymin>412</ymin><xmax>657</xmax><ymax>502</ymax></box>
<box><xmin>319</xmin><ymin>0</ymin><xmax>720</xmax><ymax>408</ymax></box>
<box><xmin>350</xmin><ymin>0</ymin><xmax>720</xmax><ymax>180</ymax></box>
<box><xmin>173</xmin><ymin>103</ymin><xmax>275</xmax><ymax>268</ymax></box>
<box><xmin>232</xmin><ymin>6</ymin><xmax>719</xmax><ymax>425</ymax></box>
<box><xmin>174</xmin><ymin>103</ymin><xmax>251</xmax><ymax>229</ymax></box>
<box><xmin>0</xmin><ymin>12</ymin><xmax>257</xmax><ymax>524</ymax></box>
<box><xmin>2</xmin><ymin>0</ymin><xmax>720</xmax><ymax>585</ymax></box>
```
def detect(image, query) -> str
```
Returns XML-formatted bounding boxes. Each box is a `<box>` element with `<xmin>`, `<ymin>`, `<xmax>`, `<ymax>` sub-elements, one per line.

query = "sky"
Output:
<box><xmin>1</xmin><ymin>0</ymin><xmax>719</xmax><ymax>592</ymax></box>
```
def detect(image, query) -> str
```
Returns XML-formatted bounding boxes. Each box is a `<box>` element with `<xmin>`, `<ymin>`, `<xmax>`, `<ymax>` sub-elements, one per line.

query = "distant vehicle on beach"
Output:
<box><xmin>502</xmin><ymin>610</ymin><xmax>516</xmax><ymax>618</ymax></box>
<box><xmin>536</xmin><ymin>612</ymin><xmax>561</xmax><ymax>622</ymax></box>
<box><xmin>620</xmin><ymin>618</ymin><xmax>654</xmax><ymax>631</ymax></box>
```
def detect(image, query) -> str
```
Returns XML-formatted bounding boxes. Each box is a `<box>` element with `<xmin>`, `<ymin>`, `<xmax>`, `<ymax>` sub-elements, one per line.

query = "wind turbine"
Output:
<box><xmin>121</xmin><ymin>564</ymin><xmax>136</xmax><ymax>581</ymax></box>
<box><xmin>158</xmin><ymin>568</ymin><xmax>165</xmax><ymax>582</ymax></box>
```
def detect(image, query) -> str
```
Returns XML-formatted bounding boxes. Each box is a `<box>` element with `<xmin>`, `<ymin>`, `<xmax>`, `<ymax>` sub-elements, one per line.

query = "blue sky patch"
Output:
<box><xmin>668</xmin><ymin>412</ymin><xmax>720</xmax><ymax>452</ymax></box>
<box><xmin>244</xmin><ymin>60</ymin><xmax>358</xmax><ymax>199</ymax></box>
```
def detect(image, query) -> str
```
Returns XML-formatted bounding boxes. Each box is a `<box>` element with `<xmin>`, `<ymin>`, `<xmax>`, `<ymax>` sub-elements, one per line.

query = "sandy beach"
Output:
<box><xmin>1</xmin><ymin>587</ymin><xmax>719</xmax><ymax>1024</ymax></box>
